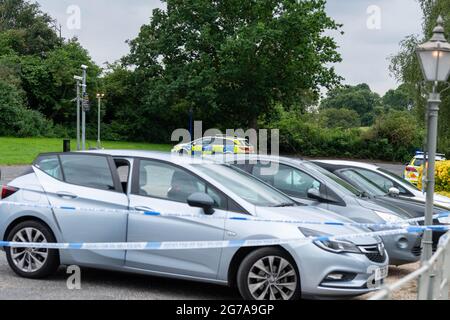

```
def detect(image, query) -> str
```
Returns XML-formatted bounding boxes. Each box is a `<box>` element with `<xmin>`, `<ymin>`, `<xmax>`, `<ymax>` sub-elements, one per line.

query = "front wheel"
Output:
<box><xmin>5</xmin><ymin>220</ymin><xmax>60</xmax><ymax>279</ymax></box>
<box><xmin>237</xmin><ymin>247</ymin><xmax>301</xmax><ymax>300</ymax></box>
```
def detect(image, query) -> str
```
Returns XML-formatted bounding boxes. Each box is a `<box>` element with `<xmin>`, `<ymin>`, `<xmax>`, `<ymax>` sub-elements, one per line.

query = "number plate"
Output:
<box><xmin>375</xmin><ymin>266</ymin><xmax>389</xmax><ymax>281</ymax></box>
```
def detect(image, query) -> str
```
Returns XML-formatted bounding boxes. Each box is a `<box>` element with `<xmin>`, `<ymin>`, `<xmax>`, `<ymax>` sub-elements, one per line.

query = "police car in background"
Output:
<box><xmin>404</xmin><ymin>152</ymin><xmax>446</xmax><ymax>186</ymax></box>
<box><xmin>172</xmin><ymin>135</ymin><xmax>255</xmax><ymax>156</ymax></box>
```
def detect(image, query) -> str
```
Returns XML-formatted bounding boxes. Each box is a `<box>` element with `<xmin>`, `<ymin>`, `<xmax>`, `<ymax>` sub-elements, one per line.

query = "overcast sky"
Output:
<box><xmin>36</xmin><ymin>0</ymin><xmax>424</xmax><ymax>95</ymax></box>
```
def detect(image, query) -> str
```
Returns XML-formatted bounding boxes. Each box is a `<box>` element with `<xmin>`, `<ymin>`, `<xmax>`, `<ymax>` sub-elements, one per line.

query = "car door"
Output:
<box><xmin>249</xmin><ymin>162</ymin><xmax>330</xmax><ymax>208</ymax></box>
<box><xmin>33</xmin><ymin>153</ymin><xmax>129</xmax><ymax>266</ymax></box>
<box><xmin>352</xmin><ymin>168</ymin><xmax>413</xmax><ymax>198</ymax></box>
<box><xmin>126</xmin><ymin>158</ymin><xmax>227</xmax><ymax>279</ymax></box>
<box><xmin>211</xmin><ymin>138</ymin><xmax>225</xmax><ymax>154</ymax></box>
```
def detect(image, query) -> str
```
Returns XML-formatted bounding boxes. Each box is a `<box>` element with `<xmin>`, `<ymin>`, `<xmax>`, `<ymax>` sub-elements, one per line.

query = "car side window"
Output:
<box><xmin>252</xmin><ymin>163</ymin><xmax>321</xmax><ymax>199</ymax></box>
<box><xmin>34</xmin><ymin>155</ymin><xmax>63</xmax><ymax>180</ymax></box>
<box><xmin>200</xmin><ymin>138</ymin><xmax>212</xmax><ymax>146</ymax></box>
<box><xmin>353</xmin><ymin>168</ymin><xmax>409</xmax><ymax>194</ymax></box>
<box><xmin>138</xmin><ymin>160</ymin><xmax>227</xmax><ymax>210</ymax></box>
<box><xmin>59</xmin><ymin>154</ymin><xmax>115</xmax><ymax>191</ymax></box>
<box><xmin>213</xmin><ymin>138</ymin><xmax>224</xmax><ymax>146</ymax></box>
<box><xmin>225</xmin><ymin>139</ymin><xmax>235</xmax><ymax>146</ymax></box>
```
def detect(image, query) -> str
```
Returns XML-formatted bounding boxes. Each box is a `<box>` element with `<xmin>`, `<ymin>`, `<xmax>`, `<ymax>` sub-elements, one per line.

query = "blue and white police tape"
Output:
<box><xmin>0</xmin><ymin>226</ymin><xmax>447</xmax><ymax>251</ymax></box>
<box><xmin>1</xmin><ymin>200</ymin><xmax>449</xmax><ymax>230</ymax></box>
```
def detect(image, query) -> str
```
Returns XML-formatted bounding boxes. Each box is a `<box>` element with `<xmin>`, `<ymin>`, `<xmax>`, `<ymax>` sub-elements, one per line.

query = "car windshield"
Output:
<box><xmin>301</xmin><ymin>162</ymin><xmax>362</xmax><ymax>197</ymax></box>
<box><xmin>339</xmin><ymin>170</ymin><xmax>386</xmax><ymax>196</ymax></box>
<box><xmin>377</xmin><ymin>168</ymin><xmax>420</xmax><ymax>191</ymax></box>
<box><xmin>194</xmin><ymin>164</ymin><xmax>296</xmax><ymax>207</ymax></box>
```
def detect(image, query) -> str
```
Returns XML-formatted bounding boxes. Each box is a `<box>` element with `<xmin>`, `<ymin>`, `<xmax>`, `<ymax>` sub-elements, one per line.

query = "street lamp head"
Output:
<box><xmin>81</xmin><ymin>64</ymin><xmax>88</xmax><ymax>70</ymax></box>
<box><xmin>96</xmin><ymin>93</ymin><xmax>105</xmax><ymax>98</ymax></box>
<box><xmin>416</xmin><ymin>15</ymin><xmax>450</xmax><ymax>83</ymax></box>
<box><xmin>73</xmin><ymin>75</ymin><xmax>83</xmax><ymax>81</ymax></box>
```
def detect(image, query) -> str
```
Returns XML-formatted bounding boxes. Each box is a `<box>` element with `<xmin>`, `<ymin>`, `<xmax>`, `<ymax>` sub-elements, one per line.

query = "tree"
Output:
<box><xmin>382</xmin><ymin>83</ymin><xmax>414</xmax><ymax>111</ymax></box>
<box><xmin>125</xmin><ymin>0</ymin><xmax>342</xmax><ymax>136</ymax></box>
<box><xmin>0</xmin><ymin>75</ymin><xmax>51</xmax><ymax>137</ymax></box>
<box><xmin>320</xmin><ymin>83</ymin><xmax>381</xmax><ymax>126</ymax></box>
<box><xmin>370</xmin><ymin>110</ymin><xmax>423</xmax><ymax>159</ymax></box>
<box><xmin>0</xmin><ymin>0</ymin><xmax>61</xmax><ymax>55</ymax></box>
<box><xmin>390</xmin><ymin>0</ymin><xmax>450</xmax><ymax>155</ymax></box>
<box><xmin>319</xmin><ymin>107</ymin><xmax>361</xmax><ymax>129</ymax></box>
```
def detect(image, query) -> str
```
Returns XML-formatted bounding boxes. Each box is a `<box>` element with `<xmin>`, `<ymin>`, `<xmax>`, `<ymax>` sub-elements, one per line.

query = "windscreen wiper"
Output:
<box><xmin>273</xmin><ymin>202</ymin><xmax>296</xmax><ymax>207</ymax></box>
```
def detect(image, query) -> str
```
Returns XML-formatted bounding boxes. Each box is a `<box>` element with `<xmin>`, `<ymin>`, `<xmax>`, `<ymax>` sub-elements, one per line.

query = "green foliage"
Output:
<box><xmin>390</xmin><ymin>0</ymin><xmax>450</xmax><ymax>156</ymax></box>
<box><xmin>268</xmin><ymin>108</ymin><xmax>422</xmax><ymax>161</ymax></box>
<box><xmin>124</xmin><ymin>0</ymin><xmax>343</xmax><ymax>138</ymax></box>
<box><xmin>0</xmin><ymin>77</ymin><xmax>52</xmax><ymax>137</ymax></box>
<box><xmin>320</xmin><ymin>83</ymin><xmax>382</xmax><ymax>126</ymax></box>
<box><xmin>0</xmin><ymin>0</ymin><xmax>100</xmax><ymax>137</ymax></box>
<box><xmin>382</xmin><ymin>84</ymin><xmax>414</xmax><ymax>111</ymax></box>
<box><xmin>319</xmin><ymin>107</ymin><xmax>360</xmax><ymax>129</ymax></box>
<box><xmin>0</xmin><ymin>0</ymin><xmax>61</xmax><ymax>55</ymax></box>
<box><xmin>369</xmin><ymin>110</ymin><xmax>423</xmax><ymax>160</ymax></box>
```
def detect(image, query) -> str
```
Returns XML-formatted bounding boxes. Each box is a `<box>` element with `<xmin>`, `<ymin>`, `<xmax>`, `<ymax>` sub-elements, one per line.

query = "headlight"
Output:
<box><xmin>314</xmin><ymin>239</ymin><xmax>361</xmax><ymax>254</ymax></box>
<box><xmin>438</xmin><ymin>215</ymin><xmax>450</xmax><ymax>224</ymax></box>
<box><xmin>374</xmin><ymin>210</ymin><xmax>405</xmax><ymax>224</ymax></box>
<box><xmin>299</xmin><ymin>227</ymin><xmax>360</xmax><ymax>254</ymax></box>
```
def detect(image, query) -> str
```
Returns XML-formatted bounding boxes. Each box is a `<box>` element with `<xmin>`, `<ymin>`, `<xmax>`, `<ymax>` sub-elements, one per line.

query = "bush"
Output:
<box><xmin>266</xmin><ymin>109</ymin><xmax>421</xmax><ymax>162</ymax></box>
<box><xmin>0</xmin><ymin>79</ymin><xmax>53</xmax><ymax>137</ymax></box>
<box><xmin>319</xmin><ymin>108</ymin><xmax>361</xmax><ymax>129</ymax></box>
<box><xmin>418</xmin><ymin>161</ymin><xmax>450</xmax><ymax>193</ymax></box>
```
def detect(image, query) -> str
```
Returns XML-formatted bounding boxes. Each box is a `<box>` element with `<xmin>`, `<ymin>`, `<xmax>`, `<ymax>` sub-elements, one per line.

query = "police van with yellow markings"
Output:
<box><xmin>172</xmin><ymin>135</ymin><xmax>255</xmax><ymax>156</ymax></box>
<box><xmin>404</xmin><ymin>151</ymin><xmax>446</xmax><ymax>185</ymax></box>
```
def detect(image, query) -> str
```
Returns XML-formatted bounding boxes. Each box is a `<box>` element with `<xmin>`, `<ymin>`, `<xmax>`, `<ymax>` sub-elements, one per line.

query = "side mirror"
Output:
<box><xmin>307</xmin><ymin>188</ymin><xmax>328</xmax><ymax>202</ymax></box>
<box><xmin>388</xmin><ymin>187</ymin><xmax>400</xmax><ymax>197</ymax></box>
<box><xmin>187</xmin><ymin>192</ymin><xmax>215</xmax><ymax>215</ymax></box>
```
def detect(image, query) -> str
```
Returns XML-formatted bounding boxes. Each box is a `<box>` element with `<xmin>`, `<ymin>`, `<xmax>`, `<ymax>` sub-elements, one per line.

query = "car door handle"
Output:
<box><xmin>56</xmin><ymin>191</ymin><xmax>78</xmax><ymax>200</ymax></box>
<box><xmin>134</xmin><ymin>206</ymin><xmax>156</xmax><ymax>213</ymax></box>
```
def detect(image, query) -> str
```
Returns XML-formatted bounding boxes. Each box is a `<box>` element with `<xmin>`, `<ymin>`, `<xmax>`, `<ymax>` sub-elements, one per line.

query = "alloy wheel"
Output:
<box><xmin>247</xmin><ymin>255</ymin><xmax>297</xmax><ymax>300</ymax></box>
<box><xmin>10</xmin><ymin>227</ymin><xmax>49</xmax><ymax>273</ymax></box>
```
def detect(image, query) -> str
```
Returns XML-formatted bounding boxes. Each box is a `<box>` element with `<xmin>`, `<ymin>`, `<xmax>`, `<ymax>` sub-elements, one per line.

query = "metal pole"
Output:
<box><xmin>189</xmin><ymin>107</ymin><xmax>193</xmax><ymax>140</ymax></box>
<box><xmin>81</xmin><ymin>66</ymin><xmax>87</xmax><ymax>151</ymax></box>
<box><xmin>97</xmin><ymin>96</ymin><xmax>101</xmax><ymax>149</ymax></box>
<box><xmin>76</xmin><ymin>81</ymin><xmax>81</xmax><ymax>151</ymax></box>
<box><xmin>421</xmin><ymin>88</ymin><xmax>441</xmax><ymax>262</ymax></box>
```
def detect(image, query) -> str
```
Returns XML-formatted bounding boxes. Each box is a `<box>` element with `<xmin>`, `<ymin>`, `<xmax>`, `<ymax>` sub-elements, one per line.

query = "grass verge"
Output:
<box><xmin>0</xmin><ymin>137</ymin><xmax>172</xmax><ymax>165</ymax></box>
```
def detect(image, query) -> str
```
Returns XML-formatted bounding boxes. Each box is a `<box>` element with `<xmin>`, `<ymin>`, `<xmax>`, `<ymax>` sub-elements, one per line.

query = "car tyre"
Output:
<box><xmin>237</xmin><ymin>247</ymin><xmax>301</xmax><ymax>300</ymax></box>
<box><xmin>5</xmin><ymin>220</ymin><xmax>60</xmax><ymax>279</ymax></box>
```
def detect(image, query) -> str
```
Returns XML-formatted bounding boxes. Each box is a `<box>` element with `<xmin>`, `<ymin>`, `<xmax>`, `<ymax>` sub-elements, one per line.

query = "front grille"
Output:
<box><xmin>412</xmin><ymin>245</ymin><xmax>422</xmax><ymax>257</ymax></box>
<box><xmin>359</xmin><ymin>244</ymin><xmax>387</xmax><ymax>263</ymax></box>
<box><xmin>365</xmin><ymin>252</ymin><xmax>387</xmax><ymax>263</ymax></box>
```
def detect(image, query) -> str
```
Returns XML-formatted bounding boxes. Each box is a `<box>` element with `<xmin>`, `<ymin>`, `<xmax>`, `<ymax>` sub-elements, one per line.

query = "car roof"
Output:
<box><xmin>414</xmin><ymin>155</ymin><xmax>446</xmax><ymax>160</ymax></box>
<box><xmin>204</xmin><ymin>153</ymin><xmax>305</xmax><ymax>165</ymax></box>
<box><xmin>313</xmin><ymin>159</ymin><xmax>380</xmax><ymax>170</ymax></box>
<box><xmin>79</xmin><ymin>150</ymin><xmax>217</xmax><ymax>165</ymax></box>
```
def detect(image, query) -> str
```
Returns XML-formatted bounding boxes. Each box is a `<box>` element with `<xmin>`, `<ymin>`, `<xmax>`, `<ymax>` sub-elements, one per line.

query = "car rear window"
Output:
<box><xmin>59</xmin><ymin>154</ymin><xmax>115</xmax><ymax>191</ymax></box>
<box><xmin>34</xmin><ymin>155</ymin><xmax>63</xmax><ymax>180</ymax></box>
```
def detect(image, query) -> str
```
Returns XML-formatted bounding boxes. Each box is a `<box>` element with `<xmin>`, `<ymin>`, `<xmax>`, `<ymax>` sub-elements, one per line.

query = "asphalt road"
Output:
<box><xmin>0</xmin><ymin>161</ymin><xmax>406</xmax><ymax>300</ymax></box>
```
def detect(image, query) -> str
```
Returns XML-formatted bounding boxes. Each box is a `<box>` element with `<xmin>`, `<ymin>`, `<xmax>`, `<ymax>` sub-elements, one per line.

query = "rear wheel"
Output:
<box><xmin>237</xmin><ymin>247</ymin><xmax>301</xmax><ymax>300</ymax></box>
<box><xmin>5</xmin><ymin>220</ymin><xmax>60</xmax><ymax>278</ymax></box>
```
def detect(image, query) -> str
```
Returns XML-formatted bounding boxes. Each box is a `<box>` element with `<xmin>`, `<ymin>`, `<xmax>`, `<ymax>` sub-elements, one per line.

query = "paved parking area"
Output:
<box><xmin>0</xmin><ymin>166</ymin><xmax>30</xmax><ymax>186</ymax></box>
<box><xmin>0</xmin><ymin>161</ymin><xmax>417</xmax><ymax>300</ymax></box>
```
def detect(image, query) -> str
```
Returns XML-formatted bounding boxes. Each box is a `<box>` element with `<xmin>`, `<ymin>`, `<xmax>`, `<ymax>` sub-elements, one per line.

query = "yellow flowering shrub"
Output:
<box><xmin>417</xmin><ymin>160</ymin><xmax>450</xmax><ymax>192</ymax></box>
<box><xmin>438</xmin><ymin>191</ymin><xmax>450</xmax><ymax>198</ymax></box>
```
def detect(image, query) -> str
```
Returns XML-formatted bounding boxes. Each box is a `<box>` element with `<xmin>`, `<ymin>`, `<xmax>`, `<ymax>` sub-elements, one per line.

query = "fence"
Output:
<box><xmin>370</xmin><ymin>231</ymin><xmax>450</xmax><ymax>300</ymax></box>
